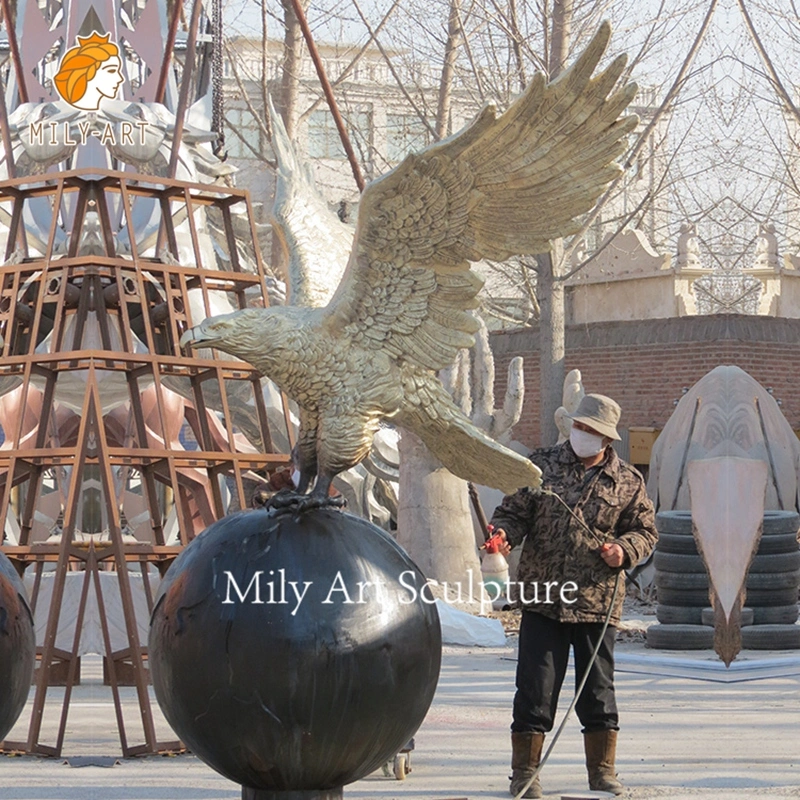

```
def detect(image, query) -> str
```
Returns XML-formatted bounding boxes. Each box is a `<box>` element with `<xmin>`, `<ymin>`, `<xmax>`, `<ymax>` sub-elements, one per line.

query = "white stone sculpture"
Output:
<box><xmin>676</xmin><ymin>222</ymin><xmax>702</xmax><ymax>270</ymax></box>
<box><xmin>269</xmin><ymin>98</ymin><xmax>354</xmax><ymax>308</ymax></box>
<box><xmin>555</xmin><ymin>369</ymin><xmax>585</xmax><ymax>444</ymax></box>
<box><xmin>753</xmin><ymin>223</ymin><xmax>779</xmax><ymax>271</ymax></box>
<box><xmin>395</xmin><ymin>314</ymin><xmax>525</xmax><ymax>596</ymax></box>
<box><xmin>648</xmin><ymin>365</ymin><xmax>800</xmax><ymax>664</ymax></box>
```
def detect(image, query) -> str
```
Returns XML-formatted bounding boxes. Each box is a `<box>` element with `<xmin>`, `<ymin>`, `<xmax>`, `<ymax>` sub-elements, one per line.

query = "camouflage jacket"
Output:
<box><xmin>490</xmin><ymin>442</ymin><xmax>657</xmax><ymax>625</ymax></box>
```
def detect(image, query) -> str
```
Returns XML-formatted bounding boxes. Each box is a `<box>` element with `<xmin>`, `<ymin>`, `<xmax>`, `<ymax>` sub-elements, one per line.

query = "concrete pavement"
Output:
<box><xmin>1</xmin><ymin>641</ymin><xmax>799</xmax><ymax>800</ymax></box>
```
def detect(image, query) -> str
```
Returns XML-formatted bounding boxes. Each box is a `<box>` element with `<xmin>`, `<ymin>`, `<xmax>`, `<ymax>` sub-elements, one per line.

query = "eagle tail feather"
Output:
<box><xmin>404</xmin><ymin>411</ymin><xmax>542</xmax><ymax>495</ymax></box>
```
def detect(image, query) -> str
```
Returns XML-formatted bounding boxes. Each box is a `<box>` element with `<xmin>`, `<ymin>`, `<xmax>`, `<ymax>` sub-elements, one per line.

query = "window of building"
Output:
<box><xmin>308</xmin><ymin>109</ymin><xmax>341</xmax><ymax>159</ymax></box>
<box><xmin>386</xmin><ymin>114</ymin><xmax>430</xmax><ymax>162</ymax></box>
<box><xmin>308</xmin><ymin>108</ymin><xmax>372</xmax><ymax>160</ymax></box>
<box><xmin>226</xmin><ymin>107</ymin><xmax>262</xmax><ymax>159</ymax></box>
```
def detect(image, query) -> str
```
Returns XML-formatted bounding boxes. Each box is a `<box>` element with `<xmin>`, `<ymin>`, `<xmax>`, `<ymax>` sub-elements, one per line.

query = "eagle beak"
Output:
<box><xmin>179</xmin><ymin>327</ymin><xmax>199</xmax><ymax>348</ymax></box>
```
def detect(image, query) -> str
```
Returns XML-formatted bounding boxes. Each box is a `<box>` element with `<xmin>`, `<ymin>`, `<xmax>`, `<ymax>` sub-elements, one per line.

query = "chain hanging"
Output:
<box><xmin>211</xmin><ymin>0</ymin><xmax>225</xmax><ymax>156</ymax></box>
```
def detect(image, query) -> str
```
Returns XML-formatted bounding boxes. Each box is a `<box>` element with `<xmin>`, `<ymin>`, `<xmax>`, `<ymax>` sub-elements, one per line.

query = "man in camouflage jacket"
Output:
<box><xmin>491</xmin><ymin>393</ymin><xmax>657</xmax><ymax>798</ymax></box>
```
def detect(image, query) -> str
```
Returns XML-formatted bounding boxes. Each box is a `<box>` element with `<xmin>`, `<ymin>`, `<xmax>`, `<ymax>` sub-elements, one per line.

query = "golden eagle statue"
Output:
<box><xmin>181</xmin><ymin>23</ymin><xmax>638</xmax><ymax>507</ymax></box>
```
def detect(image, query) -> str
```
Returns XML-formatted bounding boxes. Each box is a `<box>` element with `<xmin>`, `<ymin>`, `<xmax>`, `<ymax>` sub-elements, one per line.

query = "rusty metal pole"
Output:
<box><xmin>0</xmin><ymin>0</ymin><xmax>20</xmax><ymax>179</ymax></box>
<box><xmin>287</xmin><ymin>0</ymin><xmax>365</xmax><ymax>192</ymax></box>
<box><xmin>0</xmin><ymin>0</ymin><xmax>28</xmax><ymax>104</ymax></box>
<box><xmin>467</xmin><ymin>482</ymin><xmax>490</xmax><ymax>539</ymax></box>
<box><xmin>156</xmin><ymin>0</ymin><xmax>185</xmax><ymax>104</ymax></box>
<box><xmin>0</xmin><ymin>73</ymin><xmax>16</xmax><ymax>179</ymax></box>
<box><xmin>168</xmin><ymin>0</ymin><xmax>203</xmax><ymax>177</ymax></box>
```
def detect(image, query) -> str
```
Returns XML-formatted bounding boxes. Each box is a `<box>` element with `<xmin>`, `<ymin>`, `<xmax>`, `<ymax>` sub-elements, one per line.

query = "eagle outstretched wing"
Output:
<box><xmin>321</xmin><ymin>22</ymin><xmax>637</xmax><ymax>369</ymax></box>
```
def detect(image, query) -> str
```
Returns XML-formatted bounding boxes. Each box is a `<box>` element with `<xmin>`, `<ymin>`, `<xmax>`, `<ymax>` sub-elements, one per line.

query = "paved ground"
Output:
<box><xmin>1</xmin><ymin>642</ymin><xmax>799</xmax><ymax>800</ymax></box>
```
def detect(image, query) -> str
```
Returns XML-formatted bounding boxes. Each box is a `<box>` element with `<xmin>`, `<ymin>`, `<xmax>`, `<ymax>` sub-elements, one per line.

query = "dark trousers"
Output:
<box><xmin>512</xmin><ymin>611</ymin><xmax>618</xmax><ymax>734</ymax></box>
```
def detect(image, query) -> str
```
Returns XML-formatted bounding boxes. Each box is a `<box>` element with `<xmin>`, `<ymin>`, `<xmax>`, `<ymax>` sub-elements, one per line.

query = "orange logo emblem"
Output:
<box><xmin>54</xmin><ymin>31</ymin><xmax>123</xmax><ymax>110</ymax></box>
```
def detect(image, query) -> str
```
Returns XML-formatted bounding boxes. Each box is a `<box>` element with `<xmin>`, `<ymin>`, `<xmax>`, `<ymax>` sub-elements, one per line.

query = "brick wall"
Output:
<box><xmin>490</xmin><ymin>315</ymin><xmax>800</xmax><ymax>450</ymax></box>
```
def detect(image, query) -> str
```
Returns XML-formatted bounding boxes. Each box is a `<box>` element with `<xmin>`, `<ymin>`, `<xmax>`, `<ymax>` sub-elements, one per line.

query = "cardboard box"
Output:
<box><xmin>628</xmin><ymin>427</ymin><xmax>660</xmax><ymax>465</ymax></box>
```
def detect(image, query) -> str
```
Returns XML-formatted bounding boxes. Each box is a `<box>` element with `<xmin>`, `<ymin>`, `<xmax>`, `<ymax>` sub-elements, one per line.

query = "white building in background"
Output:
<box><xmin>221</xmin><ymin>38</ymin><xmax>675</xmax><ymax>325</ymax></box>
<box><xmin>223</xmin><ymin>39</ymin><xmax>666</xmax><ymax>222</ymax></box>
<box><xmin>223</xmin><ymin>38</ymin><xmax>463</xmax><ymax>215</ymax></box>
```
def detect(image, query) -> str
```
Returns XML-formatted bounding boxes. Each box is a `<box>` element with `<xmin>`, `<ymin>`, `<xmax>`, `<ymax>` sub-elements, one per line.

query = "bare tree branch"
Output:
<box><xmin>736</xmin><ymin>0</ymin><xmax>800</xmax><ymax>125</ymax></box>
<box><xmin>561</xmin><ymin>0</ymin><xmax>722</xmax><ymax>269</ymax></box>
<box><xmin>350</xmin><ymin>0</ymin><xmax>438</xmax><ymax>139</ymax></box>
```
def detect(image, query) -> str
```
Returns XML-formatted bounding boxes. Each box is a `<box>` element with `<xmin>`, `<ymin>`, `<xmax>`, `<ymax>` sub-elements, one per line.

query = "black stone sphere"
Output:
<box><xmin>149</xmin><ymin>508</ymin><xmax>441</xmax><ymax>796</ymax></box>
<box><xmin>0</xmin><ymin>550</ymin><xmax>35</xmax><ymax>741</ymax></box>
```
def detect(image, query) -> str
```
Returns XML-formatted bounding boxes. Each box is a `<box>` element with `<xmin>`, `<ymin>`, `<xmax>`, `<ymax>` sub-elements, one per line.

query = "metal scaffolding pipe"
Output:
<box><xmin>287</xmin><ymin>0</ymin><xmax>365</xmax><ymax>192</ymax></box>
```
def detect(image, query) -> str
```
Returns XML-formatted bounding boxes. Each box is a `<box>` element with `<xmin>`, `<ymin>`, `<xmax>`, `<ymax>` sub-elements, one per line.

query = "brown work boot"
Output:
<box><xmin>509</xmin><ymin>731</ymin><xmax>544</xmax><ymax>798</ymax></box>
<box><xmin>584</xmin><ymin>729</ymin><xmax>625</xmax><ymax>795</ymax></box>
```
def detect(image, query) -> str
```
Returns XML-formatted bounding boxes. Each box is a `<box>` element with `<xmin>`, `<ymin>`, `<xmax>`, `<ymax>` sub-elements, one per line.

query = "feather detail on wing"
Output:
<box><xmin>322</xmin><ymin>22</ymin><xmax>637</xmax><ymax>372</ymax></box>
<box><xmin>269</xmin><ymin>98</ymin><xmax>355</xmax><ymax>307</ymax></box>
<box><xmin>397</xmin><ymin>373</ymin><xmax>542</xmax><ymax>494</ymax></box>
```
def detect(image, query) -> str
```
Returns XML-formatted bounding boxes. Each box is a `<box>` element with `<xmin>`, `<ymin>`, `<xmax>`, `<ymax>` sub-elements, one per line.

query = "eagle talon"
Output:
<box><xmin>296</xmin><ymin>494</ymin><xmax>347</xmax><ymax>512</ymax></box>
<box><xmin>256</xmin><ymin>488</ymin><xmax>347</xmax><ymax>514</ymax></box>
<box><xmin>256</xmin><ymin>488</ymin><xmax>307</xmax><ymax>512</ymax></box>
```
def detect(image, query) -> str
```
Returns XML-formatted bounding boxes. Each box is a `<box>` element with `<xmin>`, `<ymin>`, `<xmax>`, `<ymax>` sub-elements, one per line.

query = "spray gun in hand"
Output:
<box><xmin>468</xmin><ymin>483</ymin><xmax>511</xmax><ymax>610</ymax></box>
<box><xmin>481</xmin><ymin>524</ymin><xmax>507</xmax><ymax>555</ymax></box>
<box><xmin>479</xmin><ymin>524</ymin><xmax>511</xmax><ymax>610</ymax></box>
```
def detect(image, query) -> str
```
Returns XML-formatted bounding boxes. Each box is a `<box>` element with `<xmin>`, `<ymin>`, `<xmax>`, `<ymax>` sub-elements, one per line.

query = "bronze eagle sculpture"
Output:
<box><xmin>180</xmin><ymin>23</ymin><xmax>638</xmax><ymax>507</ymax></box>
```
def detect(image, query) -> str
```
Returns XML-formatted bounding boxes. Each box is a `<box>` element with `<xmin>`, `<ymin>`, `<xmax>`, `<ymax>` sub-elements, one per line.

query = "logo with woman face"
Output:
<box><xmin>54</xmin><ymin>31</ymin><xmax>123</xmax><ymax>110</ymax></box>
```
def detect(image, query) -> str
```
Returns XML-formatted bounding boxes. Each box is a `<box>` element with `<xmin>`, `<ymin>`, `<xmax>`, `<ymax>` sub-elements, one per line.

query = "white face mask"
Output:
<box><xmin>570</xmin><ymin>427</ymin><xmax>606</xmax><ymax>458</ymax></box>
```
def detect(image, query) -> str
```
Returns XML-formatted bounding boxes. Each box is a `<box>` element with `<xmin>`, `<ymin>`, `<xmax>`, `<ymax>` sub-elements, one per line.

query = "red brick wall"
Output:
<box><xmin>490</xmin><ymin>315</ymin><xmax>800</xmax><ymax>449</ymax></box>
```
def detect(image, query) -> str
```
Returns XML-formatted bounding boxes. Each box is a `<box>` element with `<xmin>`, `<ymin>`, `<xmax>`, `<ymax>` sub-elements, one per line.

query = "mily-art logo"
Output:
<box><xmin>27</xmin><ymin>31</ymin><xmax>148</xmax><ymax>148</ymax></box>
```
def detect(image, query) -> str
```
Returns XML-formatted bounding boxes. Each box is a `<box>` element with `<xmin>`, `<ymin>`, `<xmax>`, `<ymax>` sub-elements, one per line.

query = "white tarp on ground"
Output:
<box><xmin>23</xmin><ymin>572</ymin><xmax>152</xmax><ymax>656</ymax></box>
<box><xmin>435</xmin><ymin>599</ymin><xmax>507</xmax><ymax>647</ymax></box>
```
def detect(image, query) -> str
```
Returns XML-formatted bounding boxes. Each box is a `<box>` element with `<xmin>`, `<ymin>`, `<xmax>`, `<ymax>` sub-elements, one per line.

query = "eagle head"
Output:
<box><xmin>179</xmin><ymin>308</ymin><xmax>301</xmax><ymax>368</ymax></box>
<box><xmin>180</xmin><ymin>309</ymin><xmax>269</xmax><ymax>356</ymax></box>
<box><xmin>181</xmin><ymin>311</ymin><xmax>243</xmax><ymax>348</ymax></box>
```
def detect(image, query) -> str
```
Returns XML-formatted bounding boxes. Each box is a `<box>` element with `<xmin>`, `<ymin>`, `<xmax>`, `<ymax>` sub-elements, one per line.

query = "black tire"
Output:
<box><xmin>654</xmin><ymin>552</ymin><xmax>706</xmax><ymax>573</ymax></box>
<box><xmin>657</xmin><ymin>535</ymin><xmax>800</xmax><ymax>556</ymax></box>
<box><xmin>657</xmin><ymin>587</ymin><xmax>710</xmax><ymax>607</ymax></box>
<box><xmin>656</xmin><ymin>569</ymin><xmax>800</xmax><ymax>591</ymax></box>
<box><xmin>646</xmin><ymin>623</ymin><xmax>713</xmax><ymax>650</ymax></box>
<box><xmin>749</xmin><ymin>551</ymin><xmax>800</xmax><ymax>572</ymax></box>
<box><xmin>655</xmin><ymin>551</ymin><xmax>800</xmax><ymax>573</ymax></box>
<box><xmin>701</xmin><ymin>607</ymin><xmax>754</xmax><ymax>627</ymax></box>
<box><xmin>656</xmin><ymin>605</ymin><xmax>702</xmax><ymax>625</ymax></box>
<box><xmin>745</xmin><ymin>587</ymin><xmax>799</xmax><ymax>606</ymax></box>
<box><xmin>655</xmin><ymin>511</ymin><xmax>693</xmax><ymax>535</ymax></box>
<box><xmin>655</xmin><ymin>510</ymin><xmax>800</xmax><ymax>532</ymax></box>
<box><xmin>746</xmin><ymin>570</ymin><xmax>800</xmax><ymax>590</ymax></box>
<box><xmin>656</xmin><ymin>534</ymin><xmax>699</xmax><ymax>555</ymax></box>
<box><xmin>755</xmin><ymin>534</ymin><xmax>800</xmax><ymax>555</ymax></box>
<box><xmin>762</xmin><ymin>511</ymin><xmax>800</xmax><ymax>535</ymax></box>
<box><xmin>656</xmin><ymin>571</ymin><xmax>708</xmax><ymax>590</ymax></box>
<box><xmin>752</xmin><ymin>605</ymin><xmax>799</xmax><ymax>625</ymax></box>
<box><xmin>741</xmin><ymin>624</ymin><xmax>800</xmax><ymax>650</ymax></box>
<box><xmin>658</xmin><ymin>586</ymin><xmax>798</xmax><ymax>606</ymax></box>
<box><xmin>655</xmin><ymin>510</ymin><xmax>799</xmax><ymax>544</ymax></box>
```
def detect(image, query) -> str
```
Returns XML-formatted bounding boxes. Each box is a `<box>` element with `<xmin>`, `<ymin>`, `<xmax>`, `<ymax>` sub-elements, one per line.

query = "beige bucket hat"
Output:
<box><xmin>566</xmin><ymin>393</ymin><xmax>621</xmax><ymax>441</ymax></box>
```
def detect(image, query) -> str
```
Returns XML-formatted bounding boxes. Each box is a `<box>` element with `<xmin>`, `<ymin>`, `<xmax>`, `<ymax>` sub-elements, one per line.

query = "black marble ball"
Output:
<box><xmin>0</xmin><ymin>550</ymin><xmax>35</xmax><ymax>741</ymax></box>
<box><xmin>149</xmin><ymin>508</ymin><xmax>441</xmax><ymax>795</ymax></box>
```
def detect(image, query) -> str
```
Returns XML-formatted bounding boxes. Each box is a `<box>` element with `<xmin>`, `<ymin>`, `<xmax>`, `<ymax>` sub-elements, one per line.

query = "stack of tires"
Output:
<box><xmin>648</xmin><ymin>510</ymin><xmax>800</xmax><ymax>650</ymax></box>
